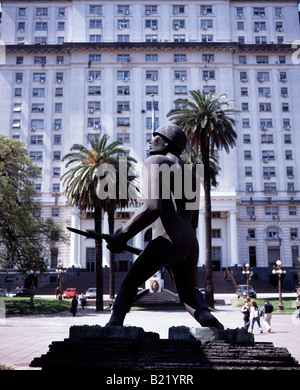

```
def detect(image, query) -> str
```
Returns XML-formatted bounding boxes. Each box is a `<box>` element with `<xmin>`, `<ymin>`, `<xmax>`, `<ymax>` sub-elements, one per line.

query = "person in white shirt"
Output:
<box><xmin>250</xmin><ymin>301</ymin><xmax>263</xmax><ymax>333</ymax></box>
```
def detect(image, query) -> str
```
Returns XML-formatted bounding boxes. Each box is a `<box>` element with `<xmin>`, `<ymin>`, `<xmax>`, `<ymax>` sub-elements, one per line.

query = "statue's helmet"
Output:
<box><xmin>153</xmin><ymin>124</ymin><xmax>187</xmax><ymax>154</ymax></box>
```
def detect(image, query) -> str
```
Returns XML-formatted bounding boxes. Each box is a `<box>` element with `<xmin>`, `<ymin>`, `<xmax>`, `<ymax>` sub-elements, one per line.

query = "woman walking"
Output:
<box><xmin>250</xmin><ymin>301</ymin><xmax>263</xmax><ymax>333</ymax></box>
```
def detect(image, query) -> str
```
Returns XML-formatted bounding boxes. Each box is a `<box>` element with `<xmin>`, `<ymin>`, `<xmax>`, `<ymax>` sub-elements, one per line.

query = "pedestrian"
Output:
<box><xmin>54</xmin><ymin>286</ymin><xmax>60</xmax><ymax>299</ymax></box>
<box><xmin>296</xmin><ymin>296</ymin><xmax>300</xmax><ymax>319</ymax></box>
<box><xmin>262</xmin><ymin>299</ymin><xmax>274</xmax><ymax>332</ymax></box>
<box><xmin>70</xmin><ymin>295</ymin><xmax>78</xmax><ymax>316</ymax></box>
<box><xmin>79</xmin><ymin>293</ymin><xmax>87</xmax><ymax>309</ymax></box>
<box><xmin>241</xmin><ymin>300</ymin><xmax>250</xmax><ymax>331</ymax></box>
<box><xmin>250</xmin><ymin>301</ymin><xmax>263</xmax><ymax>333</ymax></box>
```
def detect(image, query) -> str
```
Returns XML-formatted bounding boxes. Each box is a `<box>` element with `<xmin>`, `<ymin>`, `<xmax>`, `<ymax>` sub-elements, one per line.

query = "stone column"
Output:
<box><xmin>229</xmin><ymin>210</ymin><xmax>238</xmax><ymax>266</ymax></box>
<box><xmin>70</xmin><ymin>207</ymin><xmax>79</xmax><ymax>267</ymax></box>
<box><xmin>102</xmin><ymin>212</ymin><xmax>110</xmax><ymax>267</ymax></box>
<box><xmin>197</xmin><ymin>210</ymin><xmax>206</xmax><ymax>266</ymax></box>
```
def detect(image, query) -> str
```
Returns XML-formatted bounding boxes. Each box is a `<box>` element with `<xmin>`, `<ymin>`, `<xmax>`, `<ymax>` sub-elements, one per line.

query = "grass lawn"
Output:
<box><xmin>0</xmin><ymin>297</ymin><xmax>70</xmax><ymax>315</ymax></box>
<box><xmin>232</xmin><ymin>297</ymin><xmax>297</xmax><ymax>314</ymax></box>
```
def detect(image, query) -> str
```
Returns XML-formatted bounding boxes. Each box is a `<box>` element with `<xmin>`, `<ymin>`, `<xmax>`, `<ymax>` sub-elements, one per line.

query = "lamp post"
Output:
<box><xmin>56</xmin><ymin>262</ymin><xmax>67</xmax><ymax>300</ymax></box>
<box><xmin>242</xmin><ymin>263</ymin><xmax>253</xmax><ymax>300</ymax></box>
<box><xmin>272</xmin><ymin>260</ymin><xmax>286</xmax><ymax>312</ymax></box>
<box><xmin>26</xmin><ymin>269</ymin><xmax>40</xmax><ymax>310</ymax></box>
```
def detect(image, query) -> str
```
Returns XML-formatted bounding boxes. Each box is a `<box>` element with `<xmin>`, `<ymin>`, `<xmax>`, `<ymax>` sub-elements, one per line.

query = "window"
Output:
<box><xmin>264</xmin><ymin>183</ymin><xmax>277</xmax><ymax>193</ymax></box>
<box><xmin>58</xmin><ymin>8</ymin><xmax>66</xmax><ymax>17</ymax></box>
<box><xmin>283</xmin><ymin>119</ymin><xmax>291</xmax><ymax>130</ymax></box>
<box><xmin>263</xmin><ymin>167</ymin><xmax>276</xmax><ymax>177</ymax></box>
<box><xmin>255</xmin><ymin>36</ymin><xmax>267</xmax><ymax>44</ymax></box>
<box><xmin>236</xmin><ymin>8</ymin><xmax>244</xmax><ymax>17</ymax></box>
<box><xmin>267</xmin><ymin>228</ymin><xmax>279</xmax><ymax>239</ymax></box>
<box><xmin>16</xmin><ymin>57</ymin><xmax>24</xmax><ymax>65</ymax></box>
<box><xmin>118</xmin><ymin>71</ymin><xmax>130</xmax><ymax>80</ymax></box>
<box><xmin>237</xmin><ymin>22</ymin><xmax>244</xmax><ymax>31</ymax></box>
<box><xmin>54</xmin><ymin>119</ymin><xmax>62</xmax><ymax>130</ymax></box>
<box><xmin>289</xmin><ymin>206</ymin><xmax>297</xmax><ymax>216</ymax></box>
<box><xmin>201</xmin><ymin>35</ymin><xmax>213</xmax><ymax>42</ymax></box>
<box><xmin>248</xmin><ymin>229</ymin><xmax>255</xmax><ymax>239</ymax></box>
<box><xmin>145</xmin><ymin>5</ymin><xmax>157</xmax><ymax>14</ymax></box>
<box><xmin>247</xmin><ymin>207</ymin><xmax>255</xmax><ymax>218</ymax></box>
<box><xmin>146</xmin><ymin>35</ymin><xmax>158</xmax><ymax>42</ymax></box>
<box><xmin>284</xmin><ymin>134</ymin><xmax>292</xmax><ymax>144</ymax></box>
<box><xmin>12</xmin><ymin>119</ymin><xmax>21</xmax><ymax>128</ymax></box>
<box><xmin>241</xmin><ymin>87</ymin><xmax>248</xmax><ymax>96</ymax></box>
<box><xmin>33</xmin><ymin>73</ymin><xmax>46</xmax><ymax>82</ymax></box>
<box><xmin>118</xmin><ymin>54</ymin><xmax>130</xmax><ymax>63</ymax></box>
<box><xmin>265</xmin><ymin>207</ymin><xmax>278</xmax><ymax>216</ymax></box>
<box><xmin>32</xmin><ymin>88</ymin><xmax>44</xmax><ymax>98</ymax></box>
<box><xmin>174</xmin><ymin>71</ymin><xmax>186</xmax><ymax>80</ymax></box>
<box><xmin>30</xmin><ymin>151</ymin><xmax>43</xmax><ymax>161</ymax></box>
<box><xmin>89</xmin><ymin>5</ymin><xmax>102</xmax><ymax>14</ymax></box>
<box><xmin>58</xmin><ymin>22</ymin><xmax>65</xmax><ymax>31</ymax></box>
<box><xmin>244</xmin><ymin>150</ymin><xmax>252</xmax><ymax>160</ymax></box>
<box><xmin>89</xmin><ymin>55</ymin><xmax>101</xmax><ymax>63</ymax></box>
<box><xmin>258</xmin><ymin>87</ymin><xmax>271</xmax><ymax>97</ymax></box>
<box><xmin>262</xmin><ymin>150</ymin><xmax>275</xmax><ymax>160</ymax></box>
<box><xmin>55</xmin><ymin>88</ymin><xmax>63</xmax><ymax>97</ymax></box>
<box><xmin>53</xmin><ymin>167</ymin><xmax>61</xmax><ymax>177</ymax></box>
<box><xmin>146</xmin><ymin>54</ymin><xmax>158</xmax><ymax>62</ymax></box>
<box><xmin>243</xmin><ymin>134</ymin><xmax>251</xmax><ymax>144</ymax></box>
<box><xmin>239</xmin><ymin>55</ymin><xmax>246</xmax><ymax>64</ymax></box>
<box><xmin>55</xmin><ymin>103</ymin><xmax>62</xmax><ymax>113</ymax></box>
<box><xmin>30</xmin><ymin>135</ymin><xmax>43</xmax><ymax>145</ymax></box>
<box><xmin>36</xmin><ymin>8</ymin><xmax>48</xmax><ymax>16</ymax></box>
<box><xmin>259</xmin><ymin>103</ymin><xmax>271</xmax><ymax>112</ymax></box>
<box><xmin>246</xmin><ymin>183</ymin><xmax>253</xmax><ymax>192</ymax></box>
<box><xmin>241</xmin><ymin>103</ymin><xmax>249</xmax><ymax>111</ymax></box>
<box><xmin>287</xmin><ymin>183</ymin><xmax>295</xmax><ymax>192</ymax></box>
<box><xmin>240</xmin><ymin>72</ymin><xmax>248</xmax><ymax>82</ymax></box>
<box><xmin>118</xmin><ymin>20</ymin><xmax>130</xmax><ymax>29</ymax></box>
<box><xmin>13</xmin><ymin>103</ymin><xmax>22</xmax><ymax>112</ymax></box>
<box><xmin>253</xmin><ymin>8</ymin><xmax>265</xmax><ymax>17</ymax></box>
<box><xmin>88</xmin><ymin>102</ymin><xmax>101</xmax><ymax>112</ymax></box>
<box><xmin>88</xmin><ymin>71</ymin><xmax>101</xmax><ymax>80</ymax></box>
<box><xmin>174</xmin><ymin>86</ymin><xmax>187</xmax><ymax>94</ymax></box>
<box><xmin>245</xmin><ymin>167</ymin><xmax>252</xmax><ymax>176</ymax></box>
<box><xmin>173</xmin><ymin>5</ymin><xmax>185</xmax><ymax>14</ymax></box>
<box><xmin>242</xmin><ymin>119</ymin><xmax>250</xmax><ymax>128</ymax></box>
<box><xmin>200</xmin><ymin>5</ymin><xmax>212</xmax><ymax>15</ymax></box>
<box><xmin>254</xmin><ymin>22</ymin><xmax>266</xmax><ymax>31</ymax></box>
<box><xmin>146</xmin><ymin>101</ymin><xmax>158</xmax><ymax>111</ymax></box>
<box><xmin>201</xmin><ymin>20</ymin><xmax>213</xmax><ymax>29</ymax></box>
<box><xmin>275</xmin><ymin>8</ymin><xmax>283</xmax><ymax>17</ymax></box>
<box><xmin>52</xmin><ymin>184</ymin><xmax>60</xmax><ymax>193</ymax></box>
<box><xmin>88</xmin><ymin>86</ymin><xmax>101</xmax><ymax>95</ymax></box>
<box><xmin>260</xmin><ymin>119</ymin><xmax>272</xmax><ymax>129</ymax></box>
<box><xmin>146</xmin><ymin>86</ymin><xmax>158</xmax><ymax>95</ymax></box>
<box><xmin>117</xmin><ymin>5</ymin><xmax>130</xmax><ymax>14</ymax></box>
<box><xmin>174</xmin><ymin>54</ymin><xmax>186</xmax><ymax>62</ymax></box>
<box><xmin>35</xmin><ymin>22</ymin><xmax>48</xmax><ymax>31</ymax></box>
<box><xmin>203</xmin><ymin>86</ymin><xmax>215</xmax><ymax>94</ymax></box>
<box><xmin>281</xmin><ymin>87</ymin><xmax>288</xmax><ymax>97</ymax></box>
<box><xmin>18</xmin><ymin>22</ymin><xmax>26</xmax><ymax>32</ymax></box>
<box><xmin>53</xmin><ymin>151</ymin><xmax>61</xmax><ymax>161</ymax></box>
<box><xmin>203</xmin><ymin>70</ymin><xmax>215</xmax><ymax>80</ymax></box>
<box><xmin>117</xmin><ymin>102</ymin><xmax>130</xmax><ymax>111</ymax></box>
<box><xmin>117</xmin><ymin>118</ymin><xmax>130</xmax><ymax>126</ymax></box>
<box><xmin>54</xmin><ymin>135</ymin><xmax>61</xmax><ymax>145</ymax></box>
<box><xmin>285</xmin><ymin>150</ymin><xmax>293</xmax><ymax>160</ymax></box>
<box><xmin>202</xmin><ymin>54</ymin><xmax>214</xmax><ymax>62</ymax></box>
<box><xmin>174</xmin><ymin>35</ymin><xmax>186</xmax><ymax>42</ymax></box>
<box><xmin>212</xmin><ymin>229</ymin><xmax>221</xmax><ymax>238</ymax></box>
<box><xmin>90</xmin><ymin>35</ymin><xmax>101</xmax><ymax>42</ymax></box>
<box><xmin>88</xmin><ymin>118</ymin><xmax>100</xmax><ymax>127</ymax></box>
<box><xmin>261</xmin><ymin>134</ymin><xmax>273</xmax><ymax>144</ymax></box>
<box><xmin>173</xmin><ymin>20</ymin><xmax>186</xmax><ymax>29</ymax></box>
<box><xmin>256</xmin><ymin>56</ymin><xmax>268</xmax><ymax>64</ymax></box>
<box><xmin>117</xmin><ymin>133</ymin><xmax>130</xmax><ymax>143</ymax></box>
<box><xmin>257</xmin><ymin>72</ymin><xmax>269</xmax><ymax>82</ymax></box>
<box><xmin>52</xmin><ymin>208</ymin><xmax>60</xmax><ymax>217</ymax></box>
<box><xmin>14</xmin><ymin>89</ymin><xmax>22</xmax><ymax>97</ymax></box>
<box><xmin>282</xmin><ymin>103</ymin><xmax>289</xmax><ymax>112</ymax></box>
<box><xmin>32</xmin><ymin>103</ymin><xmax>44</xmax><ymax>113</ymax></box>
<box><xmin>279</xmin><ymin>72</ymin><xmax>287</xmax><ymax>82</ymax></box>
<box><xmin>117</xmin><ymin>86</ymin><xmax>130</xmax><ymax>95</ymax></box>
<box><xmin>18</xmin><ymin>8</ymin><xmax>26</xmax><ymax>16</ymax></box>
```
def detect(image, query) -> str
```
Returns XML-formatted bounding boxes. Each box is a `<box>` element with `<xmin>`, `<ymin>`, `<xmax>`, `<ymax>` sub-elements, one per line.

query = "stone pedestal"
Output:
<box><xmin>30</xmin><ymin>326</ymin><xmax>300</xmax><ymax>371</ymax></box>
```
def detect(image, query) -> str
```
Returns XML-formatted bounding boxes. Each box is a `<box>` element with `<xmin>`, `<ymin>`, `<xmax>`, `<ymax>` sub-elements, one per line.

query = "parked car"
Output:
<box><xmin>62</xmin><ymin>288</ymin><xmax>78</xmax><ymax>299</ymax></box>
<box><xmin>0</xmin><ymin>288</ymin><xmax>8</xmax><ymax>297</ymax></box>
<box><xmin>85</xmin><ymin>287</ymin><xmax>96</xmax><ymax>299</ymax></box>
<box><xmin>8</xmin><ymin>288</ymin><xmax>32</xmax><ymax>297</ymax></box>
<box><xmin>236</xmin><ymin>284</ymin><xmax>257</xmax><ymax>299</ymax></box>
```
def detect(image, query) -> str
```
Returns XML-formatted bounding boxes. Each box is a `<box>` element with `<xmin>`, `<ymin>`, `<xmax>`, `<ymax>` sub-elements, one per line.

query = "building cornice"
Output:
<box><xmin>5</xmin><ymin>42</ymin><xmax>294</xmax><ymax>54</ymax></box>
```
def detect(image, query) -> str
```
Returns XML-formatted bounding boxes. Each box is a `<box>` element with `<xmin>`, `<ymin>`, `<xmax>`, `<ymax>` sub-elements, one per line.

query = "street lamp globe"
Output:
<box><xmin>276</xmin><ymin>260</ymin><xmax>281</xmax><ymax>266</ymax></box>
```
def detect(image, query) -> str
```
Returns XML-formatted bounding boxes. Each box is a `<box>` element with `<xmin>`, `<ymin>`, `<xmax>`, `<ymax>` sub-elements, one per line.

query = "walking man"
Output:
<box><xmin>263</xmin><ymin>299</ymin><xmax>274</xmax><ymax>332</ymax></box>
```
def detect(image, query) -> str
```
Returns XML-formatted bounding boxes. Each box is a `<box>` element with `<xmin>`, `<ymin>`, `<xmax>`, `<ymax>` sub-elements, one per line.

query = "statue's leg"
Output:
<box><xmin>106</xmin><ymin>237</ymin><xmax>179</xmax><ymax>326</ymax></box>
<box><xmin>170</xmin><ymin>258</ymin><xmax>224</xmax><ymax>330</ymax></box>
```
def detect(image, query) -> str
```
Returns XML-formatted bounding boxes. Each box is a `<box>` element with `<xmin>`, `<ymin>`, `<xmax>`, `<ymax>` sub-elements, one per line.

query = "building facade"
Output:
<box><xmin>0</xmin><ymin>0</ymin><xmax>300</xmax><ymax>279</ymax></box>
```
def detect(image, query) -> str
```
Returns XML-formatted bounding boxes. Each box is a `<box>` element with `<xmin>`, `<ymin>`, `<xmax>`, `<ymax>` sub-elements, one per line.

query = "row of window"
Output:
<box><xmin>240</xmin><ymin>71</ymin><xmax>288</xmax><ymax>82</ymax></box>
<box><xmin>247</xmin><ymin>227</ymin><xmax>299</xmax><ymax>240</ymax></box>
<box><xmin>241</xmin><ymin>118</ymin><xmax>291</xmax><ymax>130</ymax></box>
<box><xmin>244</xmin><ymin>150</ymin><xmax>293</xmax><ymax>161</ymax></box>
<box><xmin>245</xmin><ymin>166</ymin><xmax>295</xmax><ymax>178</ymax></box>
<box><xmin>17</xmin><ymin>5</ymin><xmax>284</xmax><ymax>18</ymax></box>
<box><xmin>247</xmin><ymin>206</ymin><xmax>297</xmax><ymax>218</ymax></box>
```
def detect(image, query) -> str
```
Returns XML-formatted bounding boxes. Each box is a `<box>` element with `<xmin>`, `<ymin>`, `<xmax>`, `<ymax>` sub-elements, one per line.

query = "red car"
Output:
<box><xmin>62</xmin><ymin>288</ymin><xmax>78</xmax><ymax>299</ymax></box>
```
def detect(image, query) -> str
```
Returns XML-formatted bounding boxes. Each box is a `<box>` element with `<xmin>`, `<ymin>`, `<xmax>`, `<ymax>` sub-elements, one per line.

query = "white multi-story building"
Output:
<box><xmin>0</xmin><ymin>1</ymin><xmax>300</xmax><ymax>282</ymax></box>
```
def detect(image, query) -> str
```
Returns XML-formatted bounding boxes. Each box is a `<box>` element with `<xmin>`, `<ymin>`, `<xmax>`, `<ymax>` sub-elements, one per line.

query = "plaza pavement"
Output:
<box><xmin>0</xmin><ymin>293</ymin><xmax>299</xmax><ymax>370</ymax></box>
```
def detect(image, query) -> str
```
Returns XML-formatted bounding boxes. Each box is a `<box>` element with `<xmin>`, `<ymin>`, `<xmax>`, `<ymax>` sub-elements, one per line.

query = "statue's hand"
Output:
<box><xmin>104</xmin><ymin>233</ymin><xmax>127</xmax><ymax>253</ymax></box>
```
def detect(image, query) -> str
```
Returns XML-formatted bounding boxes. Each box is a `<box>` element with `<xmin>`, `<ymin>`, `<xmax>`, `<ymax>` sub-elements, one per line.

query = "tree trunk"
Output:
<box><xmin>94</xmin><ymin>206</ymin><xmax>103</xmax><ymax>311</ymax></box>
<box><xmin>108</xmin><ymin>210</ymin><xmax>115</xmax><ymax>299</ymax></box>
<box><xmin>201</xmin><ymin>138</ymin><xmax>214</xmax><ymax>309</ymax></box>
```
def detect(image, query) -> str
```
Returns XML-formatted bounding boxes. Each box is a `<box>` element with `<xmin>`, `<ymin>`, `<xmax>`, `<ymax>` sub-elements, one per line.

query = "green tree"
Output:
<box><xmin>0</xmin><ymin>135</ymin><xmax>67</xmax><ymax>306</ymax></box>
<box><xmin>62</xmin><ymin>135</ymin><xmax>137</xmax><ymax>311</ymax></box>
<box><xmin>167</xmin><ymin>90</ymin><xmax>239</xmax><ymax>308</ymax></box>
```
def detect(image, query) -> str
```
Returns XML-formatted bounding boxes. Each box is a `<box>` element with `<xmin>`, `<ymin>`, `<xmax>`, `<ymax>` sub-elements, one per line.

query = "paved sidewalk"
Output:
<box><xmin>0</xmin><ymin>302</ymin><xmax>299</xmax><ymax>370</ymax></box>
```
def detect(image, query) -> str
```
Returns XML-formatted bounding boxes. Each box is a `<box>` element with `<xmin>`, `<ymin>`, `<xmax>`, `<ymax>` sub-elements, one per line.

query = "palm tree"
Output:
<box><xmin>167</xmin><ymin>90</ymin><xmax>239</xmax><ymax>308</ymax></box>
<box><xmin>62</xmin><ymin>135</ymin><xmax>137</xmax><ymax>311</ymax></box>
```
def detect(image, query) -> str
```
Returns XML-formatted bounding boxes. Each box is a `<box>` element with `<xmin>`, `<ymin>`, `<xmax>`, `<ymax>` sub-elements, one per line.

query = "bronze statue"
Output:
<box><xmin>105</xmin><ymin>124</ymin><xmax>224</xmax><ymax>329</ymax></box>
